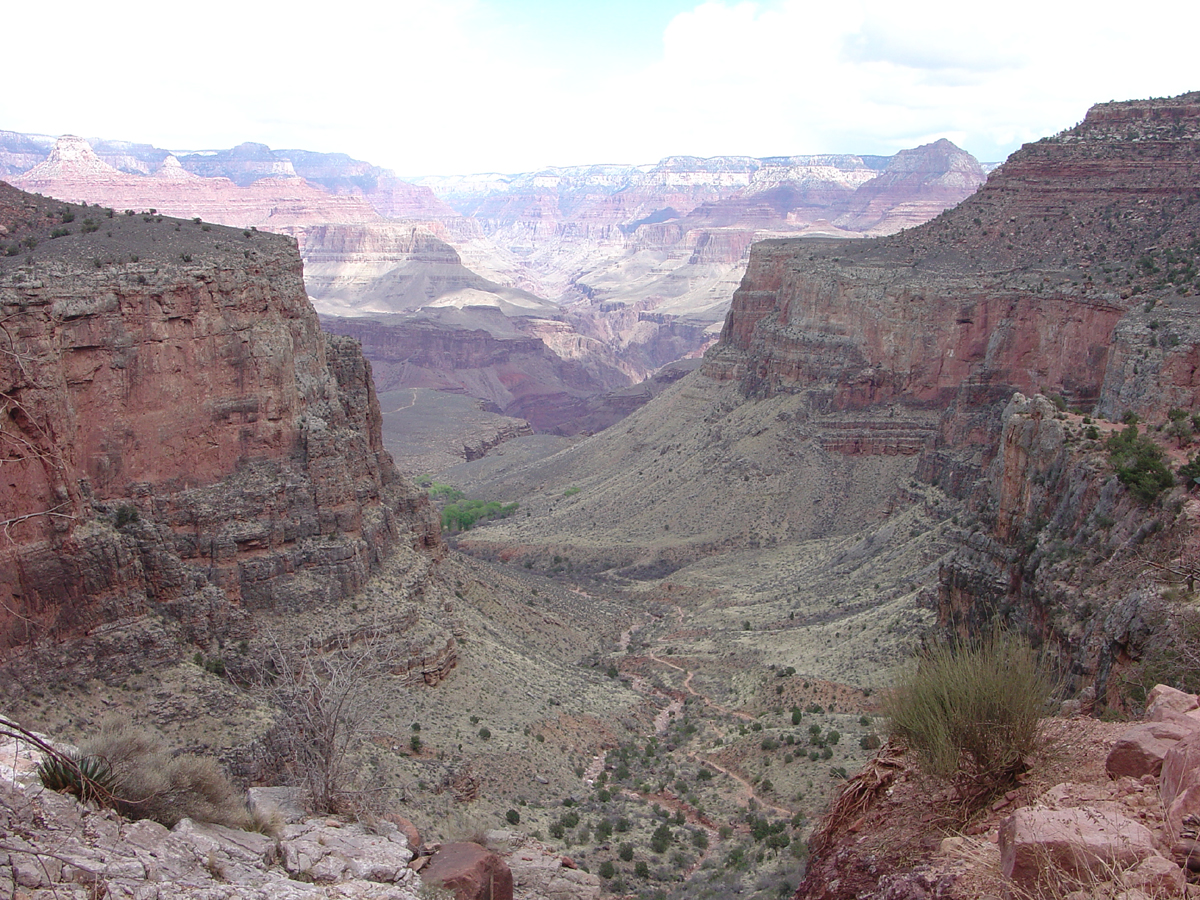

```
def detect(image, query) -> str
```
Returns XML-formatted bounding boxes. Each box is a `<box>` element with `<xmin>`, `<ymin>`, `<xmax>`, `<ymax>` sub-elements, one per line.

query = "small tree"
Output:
<box><xmin>257</xmin><ymin>627</ymin><xmax>401</xmax><ymax>815</ymax></box>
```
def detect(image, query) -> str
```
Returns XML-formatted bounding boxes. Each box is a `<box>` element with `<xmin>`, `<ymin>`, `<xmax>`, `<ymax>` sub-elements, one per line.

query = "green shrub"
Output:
<box><xmin>650</xmin><ymin>822</ymin><xmax>673</xmax><ymax>853</ymax></box>
<box><xmin>884</xmin><ymin>629</ymin><xmax>1055</xmax><ymax>807</ymax></box>
<box><xmin>1107</xmin><ymin>425</ymin><xmax>1174</xmax><ymax>502</ymax></box>
<box><xmin>619</xmin><ymin>842</ymin><xmax>634</xmax><ymax>860</ymax></box>
<box><xmin>441</xmin><ymin>498</ymin><xmax>519</xmax><ymax>532</ymax></box>
<box><xmin>506</xmin><ymin>808</ymin><xmax>520</xmax><ymax>825</ymax></box>
<box><xmin>598</xmin><ymin>860</ymin><xmax>615</xmax><ymax>879</ymax></box>
<box><xmin>1180</xmin><ymin>455</ymin><xmax>1200</xmax><ymax>490</ymax></box>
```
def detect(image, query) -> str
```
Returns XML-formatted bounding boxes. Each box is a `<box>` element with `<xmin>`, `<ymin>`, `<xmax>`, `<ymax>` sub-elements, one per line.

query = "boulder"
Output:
<box><xmin>1149</xmin><ymin>705</ymin><xmax>1200</xmax><ymax>729</ymax></box>
<box><xmin>385</xmin><ymin>814</ymin><xmax>422</xmax><ymax>852</ymax></box>
<box><xmin>1147</xmin><ymin>685</ymin><xmax>1199</xmax><ymax>718</ymax></box>
<box><xmin>1161</xmin><ymin>729</ymin><xmax>1200</xmax><ymax>836</ymax></box>
<box><xmin>508</xmin><ymin>844</ymin><xmax>601</xmax><ymax>900</ymax></box>
<box><xmin>999</xmin><ymin>806</ymin><xmax>1157</xmax><ymax>891</ymax></box>
<box><xmin>421</xmin><ymin>842</ymin><xmax>513</xmax><ymax>900</ymax></box>
<box><xmin>1121</xmin><ymin>855</ymin><xmax>1186</xmax><ymax>895</ymax></box>
<box><xmin>1106</xmin><ymin>721</ymin><xmax>1197</xmax><ymax>778</ymax></box>
<box><xmin>279</xmin><ymin>820</ymin><xmax>413</xmax><ymax>885</ymax></box>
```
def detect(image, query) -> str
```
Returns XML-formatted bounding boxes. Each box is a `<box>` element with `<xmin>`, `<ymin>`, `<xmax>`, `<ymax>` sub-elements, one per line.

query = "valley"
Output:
<box><xmin>2</xmin><ymin>90</ymin><xmax>1200</xmax><ymax>900</ymax></box>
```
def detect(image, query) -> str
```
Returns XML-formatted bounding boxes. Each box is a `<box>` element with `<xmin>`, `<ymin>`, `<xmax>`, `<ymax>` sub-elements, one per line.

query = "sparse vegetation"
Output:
<box><xmin>36</xmin><ymin>720</ymin><xmax>263</xmax><ymax>830</ymax></box>
<box><xmin>442</xmin><ymin>499</ymin><xmax>519</xmax><ymax>532</ymax></box>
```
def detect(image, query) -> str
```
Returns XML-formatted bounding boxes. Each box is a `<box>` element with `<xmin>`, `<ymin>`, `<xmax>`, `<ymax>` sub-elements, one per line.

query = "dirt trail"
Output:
<box><xmin>645</xmin><ymin>650</ymin><xmax>754</xmax><ymax>721</ymax></box>
<box><xmin>688</xmin><ymin>752</ymin><xmax>792</xmax><ymax>818</ymax></box>
<box><xmin>612</xmin><ymin>605</ymin><xmax>792</xmax><ymax>822</ymax></box>
<box><xmin>383</xmin><ymin>389</ymin><xmax>417</xmax><ymax>414</ymax></box>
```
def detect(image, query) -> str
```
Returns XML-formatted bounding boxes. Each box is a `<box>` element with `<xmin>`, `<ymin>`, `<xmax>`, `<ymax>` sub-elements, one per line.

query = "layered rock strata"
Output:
<box><xmin>0</xmin><ymin>183</ymin><xmax>439</xmax><ymax>659</ymax></box>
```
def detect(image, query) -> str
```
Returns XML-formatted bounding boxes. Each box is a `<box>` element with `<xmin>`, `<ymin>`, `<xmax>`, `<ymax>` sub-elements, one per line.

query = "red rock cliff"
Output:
<box><xmin>707</xmin><ymin>92</ymin><xmax>1200</xmax><ymax>426</ymax></box>
<box><xmin>0</xmin><ymin>183</ymin><xmax>439</xmax><ymax>654</ymax></box>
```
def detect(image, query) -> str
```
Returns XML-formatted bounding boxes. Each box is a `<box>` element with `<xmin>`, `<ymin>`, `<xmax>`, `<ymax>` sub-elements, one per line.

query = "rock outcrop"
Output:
<box><xmin>0</xmin><ymin>183</ymin><xmax>439</xmax><ymax>666</ymax></box>
<box><xmin>0</xmin><ymin>726</ymin><xmax>421</xmax><ymax>899</ymax></box>
<box><xmin>421</xmin><ymin>842</ymin><xmax>513</xmax><ymax>900</ymax></box>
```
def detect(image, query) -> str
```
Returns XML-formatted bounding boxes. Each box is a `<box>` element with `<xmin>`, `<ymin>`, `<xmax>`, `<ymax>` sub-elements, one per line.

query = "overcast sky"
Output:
<box><xmin>5</xmin><ymin>0</ymin><xmax>1198</xmax><ymax>176</ymax></box>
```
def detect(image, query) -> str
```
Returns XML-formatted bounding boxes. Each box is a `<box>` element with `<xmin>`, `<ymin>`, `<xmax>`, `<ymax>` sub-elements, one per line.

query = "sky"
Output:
<box><xmin>4</xmin><ymin>0</ymin><xmax>1199</xmax><ymax>176</ymax></box>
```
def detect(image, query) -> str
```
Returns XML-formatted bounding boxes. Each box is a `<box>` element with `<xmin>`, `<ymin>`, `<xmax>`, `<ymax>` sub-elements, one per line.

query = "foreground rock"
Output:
<box><xmin>1106</xmin><ymin>721</ymin><xmax>1199</xmax><ymax>779</ymax></box>
<box><xmin>0</xmin><ymin>778</ymin><xmax>420</xmax><ymax>900</ymax></box>
<box><xmin>483</xmin><ymin>830</ymin><xmax>601</xmax><ymax>900</ymax></box>
<box><xmin>417</xmin><ymin>842</ymin><xmax>512</xmax><ymax>900</ymax></box>
<box><xmin>998</xmin><ymin>806</ymin><xmax>1159</xmax><ymax>891</ymax></box>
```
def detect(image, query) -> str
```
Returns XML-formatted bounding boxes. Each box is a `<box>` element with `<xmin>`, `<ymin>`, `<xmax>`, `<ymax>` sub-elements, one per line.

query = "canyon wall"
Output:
<box><xmin>0</xmin><ymin>184</ymin><xmax>439</xmax><ymax>659</ymax></box>
<box><xmin>705</xmin><ymin>92</ymin><xmax>1200</xmax><ymax>702</ymax></box>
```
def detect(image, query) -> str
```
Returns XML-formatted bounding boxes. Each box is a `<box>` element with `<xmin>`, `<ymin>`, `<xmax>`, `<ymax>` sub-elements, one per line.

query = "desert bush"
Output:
<box><xmin>1107</xmin><ymin>425</ymin><xmax>1174</xmax><ymax>502</ymax></box>
<box><xmin>441</xmin><ymin>498</ymin><xmax>519</xmax><ymax>532</ymax></box>
<box><xmin>1179</xmin><ymin>455</ymin><xmax>1200</xmax><ymax>490</ymax></box>
<box><xmin>1122</xmin><ymin>599</ymin><xmax>1200</xmax><ymax>704</ymax></box>
<box><xmin>884</xmin><ymin>628</ymin><xmax>1056</xmax><ymax>807</ymax></box>
<box><xmin>78</xmin><ymin>721</ymin><xmax>256</xmax><ymax>829</ymax></box>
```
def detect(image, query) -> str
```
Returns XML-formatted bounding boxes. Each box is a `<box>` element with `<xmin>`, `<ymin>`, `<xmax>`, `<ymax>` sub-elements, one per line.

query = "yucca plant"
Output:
<box><xmin>37</xmin><ymin>751</ymin><xmax>119</xmax><ymax>804</ymax></box>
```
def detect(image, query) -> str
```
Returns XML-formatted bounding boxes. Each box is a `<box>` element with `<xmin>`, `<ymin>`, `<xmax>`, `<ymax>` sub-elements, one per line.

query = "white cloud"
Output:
<box><xmin>2</xmin><ymin>0</ymin><xmax>1197</xmax><ymax>173</ymax></box>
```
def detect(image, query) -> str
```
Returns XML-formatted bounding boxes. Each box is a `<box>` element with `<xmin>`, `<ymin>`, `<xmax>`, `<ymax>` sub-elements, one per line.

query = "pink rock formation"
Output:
<box><xmin>1106</xmin><ymin>721</ymin><xmax>1198</xmax><ymax>779</ymax></box>
<box><xmin>999</xmin><ymin>806</ymin><xmax>1159</xmax><ymax>891</ymax></box>
<box><xmin>1161</xmin><ymin>729</ymin><xmax>1200</xmax><ymax>837</ymax></box>
<box><xmin>13</xmin><ymin>136</ymin><xmax>381</xmax><ymax>228</ymax></box>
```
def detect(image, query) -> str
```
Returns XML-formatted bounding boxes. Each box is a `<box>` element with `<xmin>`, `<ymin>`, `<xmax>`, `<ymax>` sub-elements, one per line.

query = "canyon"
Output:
<box><xmin>1</xmin><ymin>130</ymin><xmax>984</xmax><ymax>445</ymax></box>
<box><xmin>2</xmin><ymin>90</ymin><xmax>1199</xmax><ymax>900</ymax></box>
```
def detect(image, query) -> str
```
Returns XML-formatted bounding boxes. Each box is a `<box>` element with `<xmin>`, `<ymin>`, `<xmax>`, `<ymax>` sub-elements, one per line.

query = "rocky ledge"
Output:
<box><xmin>0</xmin><ymin>725</ymin><xmax>599</xmax><ymax>900</ymax></box>
<box><xmin>799</xmin><ymin>684</ymin><xmax>1200</xmax><ymax>900</ymax></box>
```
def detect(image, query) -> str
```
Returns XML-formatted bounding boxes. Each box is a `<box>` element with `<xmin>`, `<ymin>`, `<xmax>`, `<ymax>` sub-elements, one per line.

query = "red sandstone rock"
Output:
<box><xmin>1107</xmin><ymin>721</ymin><xmax>1198</xmax><ymax>779</ymax></box>
<box><xmin>421</xmin><ymin>842</ymin><xmax>513</xmax><ymax>900</ymax></box>
<box><xmin>1161</xmin><ymin>730</ymin><xmax>1200</xmax><ymax>837</ymax></box>
<box><xmin>1147</xmin><ymin>685</ymin><xmax>1200</xmax><ymax>717</ymax></box>
<box><xmin>1122</xmin><ymin>855</ymin><xmax>1186</xmax><ymax>895</ymax></box>
<box><xmin>999</xmin><ymin>806</ymin><xmax>1158</xmax><ymax>891</ymax></box>
<box><xmin>385</xmin><ymin>814</ymin><xmax>422</xmax><ymax>852</ymax></box>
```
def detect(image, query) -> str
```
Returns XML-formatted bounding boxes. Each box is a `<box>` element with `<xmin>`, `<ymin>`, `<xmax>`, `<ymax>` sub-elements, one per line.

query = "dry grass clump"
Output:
<box><xmin>883</xmin><ymin>629</ymin><xmax>1057</xmax><ymax>809</ymax></box>
<box><xmin>79</xmin><ymin>720</ymin><xmax>263</xmax><ymax>831</ymax></box>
